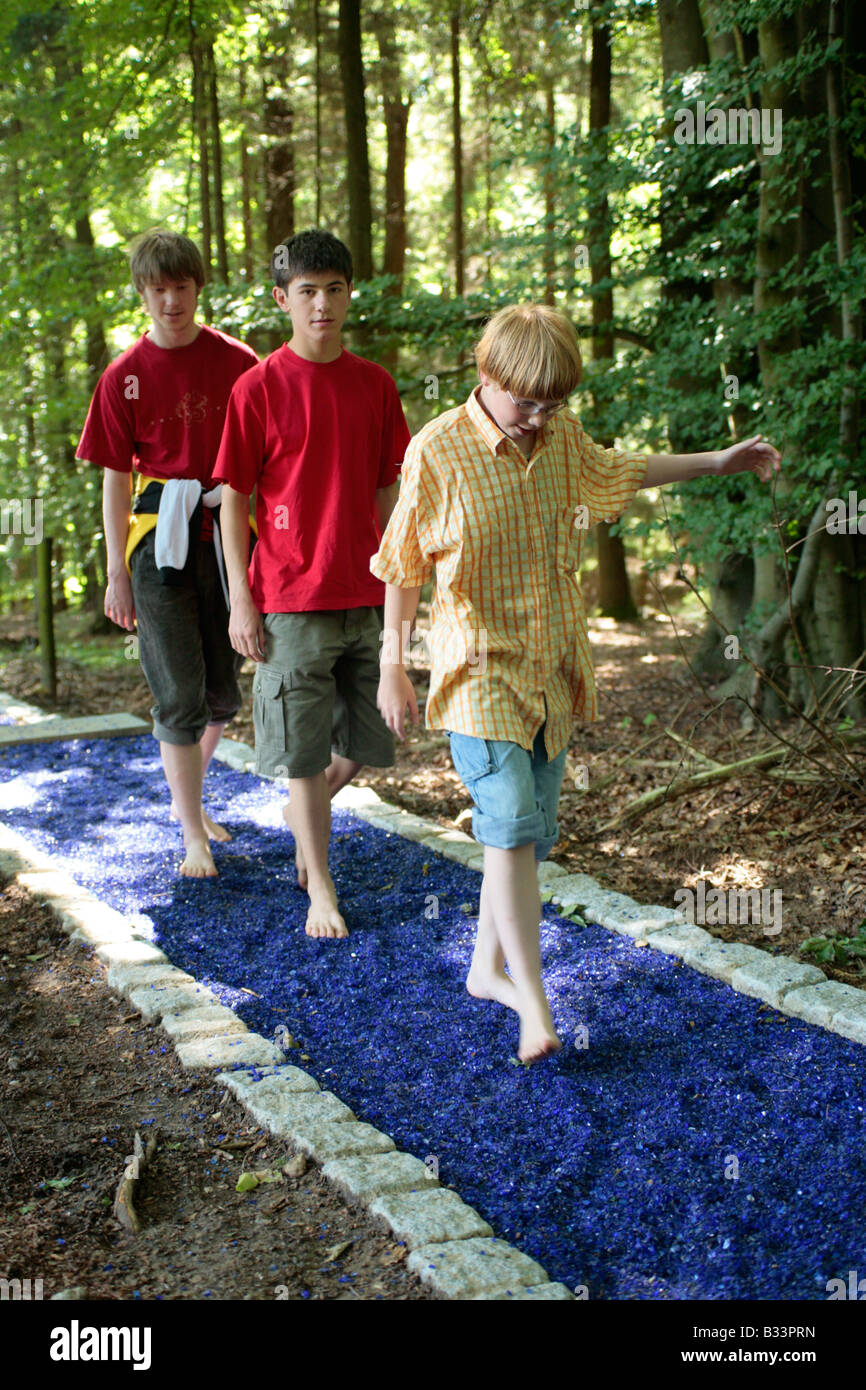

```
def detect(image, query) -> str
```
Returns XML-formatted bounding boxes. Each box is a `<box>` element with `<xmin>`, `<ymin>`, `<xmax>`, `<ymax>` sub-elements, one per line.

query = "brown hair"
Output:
<box><xmin>129</xmin><ymin>230</ymin><xmax>205</xmax><ymax>292</ymax></box>
<box><xmin>474</xmin><ymin>304</ymin><xmax>583</xmax><ymax>400</ymax></box>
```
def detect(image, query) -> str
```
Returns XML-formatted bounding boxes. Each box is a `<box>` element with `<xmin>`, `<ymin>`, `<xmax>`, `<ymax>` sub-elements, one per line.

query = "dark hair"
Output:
<box><xmin>271</xmin><ymin>229</ymin><xmax>353</xmax><ymax>290</ymax></box>
<box><xmin>129</xmin><ymin>230</ymin><xmax>205</xmax><ymax>291</ymax></box>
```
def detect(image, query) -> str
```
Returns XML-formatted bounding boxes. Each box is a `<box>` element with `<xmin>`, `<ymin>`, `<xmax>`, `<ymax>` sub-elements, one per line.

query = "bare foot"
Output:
<box><xmin>202</xmin><ymin>809</ymin><xmax>231</xmax><ymax>843</ymax></box>
<box><xmin>305</xmin><ymin>879</ymin><xmax>348</xmax><ymax>939</ymax></box>
<box><xmin>466</xmin><ymin>964</ymin><xmax>520</xmax><ymax>1012</ymax></box>
<box><xmin>282</xmin><ymin>804</ymin><xmax>308</xmax><ymax>890</ymax></box>
<box><xmin>179</xmin><ymin>838</ymin><xmax>217</xmax><ymax>879</ymax></box>
<box><xmin>171</xmin><ymin>801</ymin><xmax>231</xmax><ymax>844</ymax></box>
<box><xmin>516</xmin><ymin>999</ymin><xmax>561</xmax><ymax>1065</ymax></box>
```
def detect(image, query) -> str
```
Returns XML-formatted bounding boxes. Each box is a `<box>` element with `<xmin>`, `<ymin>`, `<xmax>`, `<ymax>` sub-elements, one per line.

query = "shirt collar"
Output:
<box><xmin>466</xmin><ymin>385</ymin><xmax>510</xmax><ymax>455</ymax></box>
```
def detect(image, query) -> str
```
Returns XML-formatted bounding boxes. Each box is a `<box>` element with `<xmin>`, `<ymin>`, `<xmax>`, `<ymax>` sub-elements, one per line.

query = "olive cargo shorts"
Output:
<box><xmin>253</xmin><ymin>608</ymin><xmax>395</xmax><ymax>779</ymax></box>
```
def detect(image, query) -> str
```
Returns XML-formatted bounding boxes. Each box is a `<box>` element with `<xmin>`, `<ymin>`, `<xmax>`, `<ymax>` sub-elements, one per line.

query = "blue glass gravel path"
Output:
<box><xmin>2</xmin><ymin>734</ymin><xmax>864</xmax><ymax>1300</ymax></box>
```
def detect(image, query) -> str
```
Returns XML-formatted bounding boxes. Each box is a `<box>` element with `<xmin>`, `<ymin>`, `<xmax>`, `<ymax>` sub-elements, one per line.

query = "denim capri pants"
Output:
<box><xmin>447</xmin><ymin>725</ymin><xmax>567</xmax><ymax>860</ymax></box>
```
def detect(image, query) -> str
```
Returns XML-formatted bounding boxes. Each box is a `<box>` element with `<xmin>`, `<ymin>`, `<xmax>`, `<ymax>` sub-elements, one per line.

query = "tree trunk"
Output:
<box><xmin>589</xmin><ymin>17</ymin><xmax>637</xmax><ymax>621</ymax></box>
<box><xmin>450</xmin><ymin>7</ymin><xmax>464</xmax><ymax>298</ymax></box>
<box><xmin>263</xmin><ymin>74</ymin><xmax>295</xmax><ymax>252</ymax></box>
<box><xmin>314</xmin><ymin>0</ymin><xmax>323</xmax><ymax>225</ymax></box>
<box><xmin>238</xmin><ymin>67</ymin><xmax>255</xmax><ymax>281</ymax></box>
<box><xmin>543</xmin><ymin>79</ymin><xmax>556</xmax><ymax>306</ymax></box>
<box><xmin>656</xmin><ymin>0</ymin><xmax>710</xmax><ymax>453</ymax></box>
<box><xmin>206</xmin><ymin>40</ymin><xmax>228</xmax><ymax>282</ymax></box>
<box><xmin>338</xmin><ymin>0</ymin><xmax>373</xmax><ymax>280</ymax></box>
<box><xmin>374</xmin><ymin>12</ymin><xmax>410</xmax><ymax>289</ymax></box>
<box><xmin>190</xmin><ymin>34</ymin><xmax>212</xmax><ymax>282</ymax></box>
<box><xmin>712</xmin><ymin>15</ymin><xmax>807</xmax><ymax>710</ymax></box>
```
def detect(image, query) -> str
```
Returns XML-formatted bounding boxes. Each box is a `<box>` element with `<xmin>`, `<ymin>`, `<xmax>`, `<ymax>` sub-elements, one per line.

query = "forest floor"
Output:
<box><xmin>1</xmin><ymin>577</ymin><xmax>864</xmax><ymax>982</ymax></box>
<box><xmin>0</xmin><ymin>876</ymin><xmax>430</xmax><ymax>1300</ymax></box>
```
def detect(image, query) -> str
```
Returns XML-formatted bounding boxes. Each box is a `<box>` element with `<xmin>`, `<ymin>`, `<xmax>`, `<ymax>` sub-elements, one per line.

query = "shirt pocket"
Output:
<box><xmin>552</xmin><ymin>505</ymin><xmax>588</xmax><ymax>574</ymax></box>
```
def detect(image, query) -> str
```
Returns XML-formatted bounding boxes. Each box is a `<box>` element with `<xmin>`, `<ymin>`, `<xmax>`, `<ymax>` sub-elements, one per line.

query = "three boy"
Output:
<box><xmin>77</xmin><ymin>230</ymin><xmax>257</xmax><ymax>878</ymax></box>
<box><xmin>373</xmin><ymin>304</ymin><xmax>780</xmax><ymax>1063</ymax></box>
<box><xmin>82</xmin><ymin>230</ymin><xmax>780</xmax><ymax>1068</ymax></box>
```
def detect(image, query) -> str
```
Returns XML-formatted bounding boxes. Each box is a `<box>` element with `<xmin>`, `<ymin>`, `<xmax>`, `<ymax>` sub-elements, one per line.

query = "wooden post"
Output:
<box><xmin>35</xmin><ymin>536</ymin><xmax>56</xmax><ymax>701</ymax></box>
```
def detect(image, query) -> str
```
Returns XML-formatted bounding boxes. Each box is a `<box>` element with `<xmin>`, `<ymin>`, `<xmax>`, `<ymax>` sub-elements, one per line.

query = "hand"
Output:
<box><xmin>377</xmin><ymin>666</ymin><xmax>419</xmax><ymax>741</ymax></box>
<box><xmin>228</xmin><ymin>589</ymin><xmax>266</xmax><ymax>662</ymax></box>
<box><xmin>716</xmin><ymin>434</ymin><xmax>781</xmax><ymax>483</ymax></box>
<box><xmin>105</xmin><ymin>571</ymin><xmax>135</xmax><ymax>631</ymax></box>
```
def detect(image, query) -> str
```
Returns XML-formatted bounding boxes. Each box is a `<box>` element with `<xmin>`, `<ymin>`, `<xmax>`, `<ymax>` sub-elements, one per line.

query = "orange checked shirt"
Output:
<box><xmin>370</xmin><ymin>386</ymin><xmax>646</xmax><ymax>759</ymax></box>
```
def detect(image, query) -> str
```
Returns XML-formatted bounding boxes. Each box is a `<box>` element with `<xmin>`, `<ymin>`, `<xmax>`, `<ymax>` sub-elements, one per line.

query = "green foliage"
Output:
<box><xmin>800</xmin><ymin>921</ymin><xmax>866</xmax><ymax>967</ymax></box>
<box><xmin>0</xmin><ymin>0</ymin><xmax>862</xmax><ymax>630</ymax></box>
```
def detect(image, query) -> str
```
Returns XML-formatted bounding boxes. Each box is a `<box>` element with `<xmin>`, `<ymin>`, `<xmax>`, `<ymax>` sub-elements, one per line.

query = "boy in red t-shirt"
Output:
<box><xmin>77</xmin><ymin>230</ymin><xmax>257</xmax><ymax>878</ymax></box>
<box><xmin>216</xmin><ymin>229</ymin><xmax>411</xmax><ymax>941</ymax></box>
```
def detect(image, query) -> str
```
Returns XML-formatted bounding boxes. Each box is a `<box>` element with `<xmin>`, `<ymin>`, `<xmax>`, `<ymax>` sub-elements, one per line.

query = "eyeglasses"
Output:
<box><xmin>505</xmin><ymin>390</ymin><xmax>568</xmax><ymax>418</ymax></box>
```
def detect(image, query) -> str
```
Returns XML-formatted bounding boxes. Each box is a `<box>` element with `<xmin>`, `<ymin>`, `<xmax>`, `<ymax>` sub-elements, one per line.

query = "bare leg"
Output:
<box><xmin>162</xmin><ymin>741</ymin><xmax>216</xmax><ymax>878</ymax></box>
<box><xmin>466</xmin><ymin>875</ymin><xmax>521</xmax><ymax>1012</ymax></box>
<box><xmin>285</xmin><ymin>772</ymin><xmax>347</xmax><ymax>939</ymax></box>
<box><xmin>285</xmin><ymin>754</ymin><xmax>362</xmax><ymax>890</ymax></box>
<box><xmin>469</xmin><ymin>844</ymin><xmax>560</xmax><ymax>1063</ymax></box>
<box><xmin>171</xmin><ymin>721</ymin><xmax>231</xmax><ymax>842</ymax></box>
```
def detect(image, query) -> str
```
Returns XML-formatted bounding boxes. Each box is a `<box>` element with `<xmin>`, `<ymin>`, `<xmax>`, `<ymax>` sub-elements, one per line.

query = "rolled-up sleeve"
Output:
<box><xmin>571</xmin><ymin>418</ymin><xmax>645</xmax><ymax>526</ymax></box>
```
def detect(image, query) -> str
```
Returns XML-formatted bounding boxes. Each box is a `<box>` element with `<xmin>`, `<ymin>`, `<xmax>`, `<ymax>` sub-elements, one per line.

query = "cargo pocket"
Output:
<box><xmin>253</xmin><ymin>664</ymin><xmax>290</xmax><ymax>752</ymax></box>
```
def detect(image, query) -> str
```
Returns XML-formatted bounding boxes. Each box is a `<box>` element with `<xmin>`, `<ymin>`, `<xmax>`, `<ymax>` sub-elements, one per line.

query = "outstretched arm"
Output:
<box><xmin>639</xmin><ymin>434</ymin><xmax>781</xmax><ymax>488</ymax></box>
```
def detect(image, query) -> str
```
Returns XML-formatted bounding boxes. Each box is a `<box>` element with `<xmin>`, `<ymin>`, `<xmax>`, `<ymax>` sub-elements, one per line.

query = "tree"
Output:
<box><xmin>338</xmin><ymin>0</ymin><xmax>373</xmax><ymax>280</ymax></box>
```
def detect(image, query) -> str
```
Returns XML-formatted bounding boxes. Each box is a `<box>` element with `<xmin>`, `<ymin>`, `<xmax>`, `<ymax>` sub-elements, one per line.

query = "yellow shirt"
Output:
<box><xmin>370</xmin><ymin>386</ymin><xmax>646</xmax><ymax>759</ymax></box>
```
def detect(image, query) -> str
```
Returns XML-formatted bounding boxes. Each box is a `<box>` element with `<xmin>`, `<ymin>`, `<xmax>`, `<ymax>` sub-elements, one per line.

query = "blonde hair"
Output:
<box><xmin>129</xmin><ymin>230</ymin><xmax>205</xmax><ymax>292</ymax></box>
<box><xmin>474</xmin><ymin>304</ymin><xmax>583</xmax><ymax>400</ymax></box>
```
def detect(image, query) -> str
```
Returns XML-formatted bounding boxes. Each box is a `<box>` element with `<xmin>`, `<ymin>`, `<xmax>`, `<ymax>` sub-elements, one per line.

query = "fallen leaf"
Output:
<box><xmin>253</xmin><ymin>1168</ymin><xmax>284</xmax><ymax>1185</ymax></box>
<box><xmin>236</xmin><ymin>1172</ymin><xmax>258</xmax><ymax>1192</ymax></box>
<box><xmin>322</xmin><ymin>1240</ymin><xmax>353</xmax><ymax>1262</ymax></box>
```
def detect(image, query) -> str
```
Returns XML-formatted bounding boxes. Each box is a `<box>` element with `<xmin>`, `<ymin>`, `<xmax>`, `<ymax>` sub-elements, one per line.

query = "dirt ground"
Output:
<box><xmin>0</xmin><ymin>878</ymin><xmax>431</xmax><ymax>1300</ymax></box>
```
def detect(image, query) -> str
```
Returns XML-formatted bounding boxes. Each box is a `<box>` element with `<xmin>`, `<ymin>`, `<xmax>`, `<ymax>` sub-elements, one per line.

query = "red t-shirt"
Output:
<box><xmin>212</xmin><ymin>345</ymin><xmax>411</xmax><ymax>611</ymax></box>
<box><xmin>76</xmin><ymin>326</ymin><xmax>257</xmax><ymax>541</ymax></box>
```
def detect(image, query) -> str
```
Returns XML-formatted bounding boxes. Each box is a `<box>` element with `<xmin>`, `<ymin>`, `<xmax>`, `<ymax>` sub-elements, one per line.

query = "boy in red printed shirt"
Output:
<box><xmin>216</xmin><ymin>229</ymin><xmax>411</xmax><ymax>941</ymax></box>
<box><xmin>77</xmin><ymin>230</ymin><xmax>257</xmax><ymax>878</ymax></box>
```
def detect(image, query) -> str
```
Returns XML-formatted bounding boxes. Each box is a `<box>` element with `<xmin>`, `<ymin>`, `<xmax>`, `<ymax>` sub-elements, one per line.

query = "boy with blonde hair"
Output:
<box><xmin>374</xmin><ymin>304</ymin><xmax>780</xmax><ymax>1063</ymax></box>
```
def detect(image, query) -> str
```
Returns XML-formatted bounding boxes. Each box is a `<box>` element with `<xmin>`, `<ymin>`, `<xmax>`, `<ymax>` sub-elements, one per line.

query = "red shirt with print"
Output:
<box><xmin>76</xmin><ymin>326</ymin><xmax>257</xmax><ymax>540</ymax></box>
<box><xmin>212</xmin><ymin>345</ymin><xmax>411</xmax><ymax>611</ymax></box>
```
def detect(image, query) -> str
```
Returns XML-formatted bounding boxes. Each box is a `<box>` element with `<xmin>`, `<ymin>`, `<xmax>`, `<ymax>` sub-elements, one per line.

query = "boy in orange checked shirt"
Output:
<box><xmin>373</xmin><ymin>304</ymin><xmax>780</xmax><ymax>1065</ymax></box>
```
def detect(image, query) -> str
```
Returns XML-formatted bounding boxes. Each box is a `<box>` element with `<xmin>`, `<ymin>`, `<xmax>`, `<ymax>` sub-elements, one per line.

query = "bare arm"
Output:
<box><xmin>101</xmin><ymin>468</ymin><xmax>135</xmax><ymax>631</ymax></box>
<box><xmin>220</xmin><ymin>484</ymin><xmax>265</xmax><ymax>663</ymax></box>
<box><xmin>374</xmin><ymin>480</ymin><xmax>400</xmax><ymax>535</ymax></box>
<box><xmin>639</xmin><ymin>435</ymin><xmax>781</xmax><ymax>488</ymax></box>
<box><xmin>377</xmin><ymin>582</ymin><xmax>422</xmax><ymax>741</ymax></box>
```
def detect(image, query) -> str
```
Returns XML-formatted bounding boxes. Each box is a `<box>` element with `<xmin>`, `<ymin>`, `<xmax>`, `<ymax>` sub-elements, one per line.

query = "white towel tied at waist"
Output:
<box><xmin>153</xmin><ymin>480</ymin><xmax>229</xmax><ymax>608</ymax></box>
